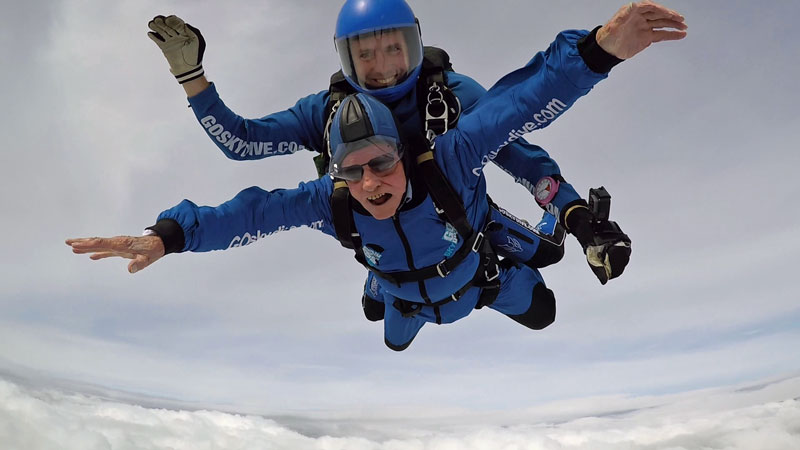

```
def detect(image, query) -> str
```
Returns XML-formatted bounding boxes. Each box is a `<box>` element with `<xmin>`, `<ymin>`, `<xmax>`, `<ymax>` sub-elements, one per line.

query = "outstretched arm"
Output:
<box><xmin>485</xmin><ymin>2</ymin><xmax>685</xmax><ymax>221</ymax></box>
<box><xmin>453</xmin><ymin>1</ymin><xmax>687</xmax><ymax>170</ymax></box>
<box><xmin>67</xmin><ymin>179</ymin><xmax>335</xmax><ymax>273</ymax></box>
<box><xmin>444</xmin><ymin>1</ymin><xmax>684</xmax><ymax>283</ymax></box>
<box><xmin>148</xmin><ymin>15</ymin><xmax>329</xmax><ymax>161</ymax></box>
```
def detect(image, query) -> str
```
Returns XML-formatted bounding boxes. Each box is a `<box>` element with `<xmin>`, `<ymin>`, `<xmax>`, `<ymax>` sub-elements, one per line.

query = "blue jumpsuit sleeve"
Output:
<box><xmin>440</xmin><ymin>30</ymin><xmax>608</xmax><ymax>191</ymax></box>
<box><xmin>187</xmin><ymin>83</ymin><xmax>329</xmax><ymax>161</ymax></box>
<box><xmin>156</xmin><ymin>178</ymin><xmax>336</xmax><ymax>253</ymax></box>
<box><xmin>447</xmin><ymin>72</ymin><xmax>581</xmax><ymax>215</ymax></box>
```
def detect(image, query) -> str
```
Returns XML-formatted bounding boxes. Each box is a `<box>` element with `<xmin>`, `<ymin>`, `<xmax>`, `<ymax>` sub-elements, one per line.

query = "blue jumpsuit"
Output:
<box><xmin>156</xmin><ymin>30</ymin><xmax>610</xmax><ymax>350</ymax></box>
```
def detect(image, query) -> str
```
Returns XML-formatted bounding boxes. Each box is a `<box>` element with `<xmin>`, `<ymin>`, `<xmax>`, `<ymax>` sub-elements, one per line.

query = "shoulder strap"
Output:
<box><xmin>330</xmin><ymin>180</ymin><xmax>358</xmax><ymax>250</ymax></box>
<box><xmin>417</xmin><ymin>46</ymin><xmax>461</xmax><ymax>137</ymax></box>
<box><xmin>406</xmin><ymin>131</ymin><xmax>473</xmax><ymax>240</ymax></box>
<box><xmin>422</xmin><ymin>46</ymin><xmax>453</xmax><ymax>74</ymax></box>
<box><xmin>315</xmin><ymin>71</ymin><xmax>353</xmax><ymax>178</ymax></box>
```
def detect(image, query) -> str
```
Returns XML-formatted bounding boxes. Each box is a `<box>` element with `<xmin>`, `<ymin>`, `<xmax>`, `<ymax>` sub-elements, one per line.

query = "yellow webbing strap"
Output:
<box><xmin>416</xmin><ymin>151</ymin><xmax>434</xmax><ymax>164</ymax></box>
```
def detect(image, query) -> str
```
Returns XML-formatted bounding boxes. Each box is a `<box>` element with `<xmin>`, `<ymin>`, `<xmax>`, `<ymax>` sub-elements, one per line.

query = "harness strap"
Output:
<box><xmin>315</xmin><ymin>71</ymin><xmax>350</xmax><ymax>178</ymax></box>
<box><xmin>331</xmin><ymin>181</ymin><xmax>359</xmax><ymax>250</ymax></box>
<box><xmin>473</xmin><ymin>240</ymin><xmax>501</xmax><ymax>310</ymax></box>
<box><xmin>392</xmin><ymin>238</ymin><xmax>501</xmax><ymax>318</ymax></box>
<box><xmin>414</xmin><ymin>146</ymin><xmax>473</xmax><ymax>239</ymax></box>
<box><xmin>419</xmin><ymin>47</ymin><xmax>460</xmax><ymax>136</ymax></box>
<box><xmin>364</xmin><ymin>227</ymin><xmax>485</xmax><ymax>286</ymax></box>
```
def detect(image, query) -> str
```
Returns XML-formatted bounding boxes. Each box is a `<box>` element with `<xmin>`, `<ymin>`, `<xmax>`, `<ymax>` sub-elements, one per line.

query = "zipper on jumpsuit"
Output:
<box><xmin>392</xmin><ymin>213</ymin><xmax>443</xmax><ymax>324</ymax></box>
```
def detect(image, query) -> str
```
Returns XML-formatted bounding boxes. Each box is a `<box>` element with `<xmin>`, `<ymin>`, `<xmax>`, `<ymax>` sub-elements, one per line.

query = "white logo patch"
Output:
<box><xmin>200</xmin><ymin>115</ymin><xmax>307</xmax><ymax>158</ymax></box>
<box><xmin>227</xmin><ymin>221</ymin><xmax>324</xmax><ymax>249</ymax></box>
<box><xmin>368</xmin><ymin>276</ymin><xmax>380</xmax><ymax>297</ymax></box>
<box><xmin>498</xmin><ymin>236</ymin><xmax>523</xmax><ymax>253</ymax></box>
<box><xmin>442</xmin><ymin>223</ymin><xmax>458</xmax><ymax>244</ymax></box>
<box><xmin>363</xmin><ymin>246</ymin><xmax>383</xmax><ymax>267</ymax></box>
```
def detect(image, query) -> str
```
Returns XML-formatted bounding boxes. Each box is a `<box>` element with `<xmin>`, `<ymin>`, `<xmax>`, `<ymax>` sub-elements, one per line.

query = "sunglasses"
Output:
<box><xmin>333</xmin><ymin>153</ymin><xmax>401</xmax><ymax>181</ymax></box>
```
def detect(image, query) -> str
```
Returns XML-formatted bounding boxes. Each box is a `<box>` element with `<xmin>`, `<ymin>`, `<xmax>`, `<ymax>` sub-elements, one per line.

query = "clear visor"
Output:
<box><xmin>335</xmin><ymin>25</ymin><xmax>423</xmax><ymax>91</ymax></box>
<box><xmin>329</xmin><ymin>136</ymin><xmax>403</xmax><ymax>181</ymax></box>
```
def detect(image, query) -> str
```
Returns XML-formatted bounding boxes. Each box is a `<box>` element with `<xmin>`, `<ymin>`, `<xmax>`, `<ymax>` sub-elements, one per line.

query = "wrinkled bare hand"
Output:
<box><xmin>597</xmin><ymin>1</ymin><xmax>687</xmax><ymax>60</ymax></box>
<box><xmin>66</xmin><ymin>235</ymin><xmax>166</xmax><ymax>274</ymax></box>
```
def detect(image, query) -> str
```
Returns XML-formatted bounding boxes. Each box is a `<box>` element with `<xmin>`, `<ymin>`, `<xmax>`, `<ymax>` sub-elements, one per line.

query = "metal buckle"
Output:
<box><xmin>436</xmin><ymin>260</ymin><xmax>450</xmax><ymax>278</ymax></box>
<box><xmin>425</xmin><ymin>129</ymin><xmax>437</xmax><ymax>148</ymax></box>
<box><xmin>425</xmin><ymin>83</ymin><xmax>448</xmax><ymax>135</ymax></box>
<box><xmin>471</xmin><ymin>232</ymin><xmax>485</xmax><ymax>253</ymax></box>
<box><xmin>324</xmin><ymin>99</ymin><xmax>341</xmax><ymax>156</ymax></box>
<box><xmin>485</xmin><ymin>263</ymin><xmax>500</xmax><ymax>282</ymax></box>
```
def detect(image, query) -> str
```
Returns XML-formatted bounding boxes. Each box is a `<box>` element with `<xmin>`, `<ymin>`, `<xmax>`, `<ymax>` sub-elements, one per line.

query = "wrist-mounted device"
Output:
<box><xmin>588</xmin><ymin>186</ymin><xmax>624</xmax><ymax>245</ymax></box>
<box><xmin>534</xmin><ymin>176</ymin><xmax>560</xmax><ymax>206</ymax></box>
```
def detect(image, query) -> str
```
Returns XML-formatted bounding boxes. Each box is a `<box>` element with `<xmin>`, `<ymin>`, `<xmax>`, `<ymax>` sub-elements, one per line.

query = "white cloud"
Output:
<box><xmin>1</xmin><ymin>374</ymin><xmax>799</xmax><ymax>450</ymax></box>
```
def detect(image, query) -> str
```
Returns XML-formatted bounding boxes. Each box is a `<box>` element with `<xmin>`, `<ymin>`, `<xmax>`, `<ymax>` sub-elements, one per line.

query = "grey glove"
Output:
<box><xmin>147</xmin><ymin>15</ymin><xmax>206</xmax><ymax>84</ymax></box>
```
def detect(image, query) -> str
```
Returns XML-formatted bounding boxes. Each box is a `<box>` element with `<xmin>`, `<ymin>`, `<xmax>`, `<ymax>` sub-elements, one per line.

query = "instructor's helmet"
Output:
<box><xmin>328</xmin><ymin>93</ymin><xmax>404</xmax><ymax>180</ymax></box>
<box><xmin>335</xmin><ymin>0</ymin><xmax>424</xmax><ymax>103</ymax></box>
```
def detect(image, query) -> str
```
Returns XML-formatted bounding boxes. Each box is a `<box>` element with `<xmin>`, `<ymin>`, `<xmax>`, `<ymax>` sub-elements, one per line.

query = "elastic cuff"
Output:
<box><xmin>146</xmin><ymin>219</ymin><xmax>185</xmax><ymax>254</ymax></box>
<box><xmin>577</xmin><ymin>26</ymin><xmax>624</xmax><ymax>73</ymax></box>
<box><xmin>175</xmin><ymin>66</ymin><xmax>204</xmax><ymax>84</ymax></box>
<box><xmin>560</xmin><ymin>199</ymin><xmax>589</xmax><ymax>230</ymax></box>
<box><xmin>564</xmin><ymin>205</ymin><xmax>595</xmax><ymax>250</ymax></box>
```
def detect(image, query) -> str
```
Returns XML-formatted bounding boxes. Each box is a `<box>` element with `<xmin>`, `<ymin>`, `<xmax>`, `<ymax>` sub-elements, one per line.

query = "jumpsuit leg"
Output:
<box><xmin>489</xmin><ymin>264</ymin><xmax>556</xmax><ymax>330</ymax></box>
<box><xmin>383</xmin><ymin>295</ymin><xmax>427</xmax><ymax>352</ymax></box>
<box><xmin>361</xmin><ymin>271</ymin><xmax>385</xmax><ymax>322</ymax></box>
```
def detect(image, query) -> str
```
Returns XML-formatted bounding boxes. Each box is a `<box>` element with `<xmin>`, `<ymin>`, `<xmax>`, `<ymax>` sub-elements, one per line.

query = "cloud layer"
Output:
<box><xmin>2</xmin><ymin>374</ymin><xmax>799</xmax><ymax>450</ymax></box>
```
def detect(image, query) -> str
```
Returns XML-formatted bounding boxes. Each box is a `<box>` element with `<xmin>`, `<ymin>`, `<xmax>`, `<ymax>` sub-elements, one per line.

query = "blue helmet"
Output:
<box><xmin>334</xmin><ymin>0</ymin><xmax>424</xmax><ymax>103</ymax></box>
<box><xmin>328</xmin><ymin>93</ymin><xmax>404</xmax><ymax>179</ymax></box>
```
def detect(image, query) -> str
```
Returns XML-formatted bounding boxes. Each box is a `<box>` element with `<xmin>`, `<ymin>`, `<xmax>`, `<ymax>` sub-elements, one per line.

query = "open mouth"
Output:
<box><xmin>366</xmin><ymin>71</ymin><xmax>405</xmax><ymax>88</ymax></box>
<box><xmin>368</xmin><ymin>192</ymin><xmax>391</xmax><ymax>205</ymax></box>
<box><xmin>370</xmin><ymin>75</ymin><xmax>397</xmax><ymax>86</ymax></box>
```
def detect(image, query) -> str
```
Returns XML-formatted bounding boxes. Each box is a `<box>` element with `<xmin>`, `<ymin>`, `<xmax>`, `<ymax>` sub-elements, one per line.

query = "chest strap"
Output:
<box><xmin>359</xmin><ymin>225</ymin><xmax>485</xmax><ymax>287</ymax></box>
<box><xmin>392</xmin><ymin>237</ymin><xmax>500</xmax><ymax>320</ymax></box>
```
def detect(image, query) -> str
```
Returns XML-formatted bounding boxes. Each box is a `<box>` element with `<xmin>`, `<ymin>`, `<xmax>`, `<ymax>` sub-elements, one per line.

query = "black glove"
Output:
<box><xmin>147</xmin><ymin>15</ymin><xmax>206</xmax><ymax>84</ymax></box>
<box><xmin>566</xmin><ymin>205</ymin><xmax>631</xmax><ymax>285</ymax></box>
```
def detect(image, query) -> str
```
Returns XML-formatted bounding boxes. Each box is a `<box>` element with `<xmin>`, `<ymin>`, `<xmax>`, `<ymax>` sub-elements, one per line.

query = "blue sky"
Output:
<box><xmin>0</xmin><ymin>0</ymin><xmax>798</xmax><ymax>440</ymax></box>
